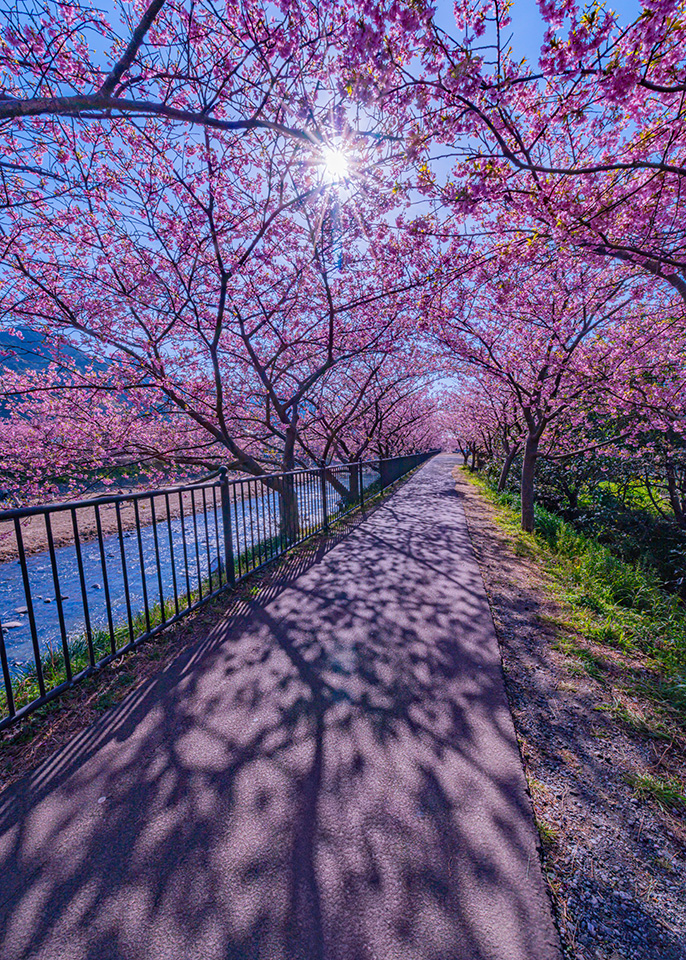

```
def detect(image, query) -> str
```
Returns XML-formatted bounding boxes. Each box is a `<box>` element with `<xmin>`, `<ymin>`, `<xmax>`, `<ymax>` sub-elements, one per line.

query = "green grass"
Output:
<box><xmin>591</xmin><ymin>479</ymin><xmax>664</xmax><ymax>517</ymax></box>
<box><xmin>605</xmin><ymin>700</ymin><xmax>672</xmax><ymax>740</ymax></box>
<box><xmin>535</xmin><ymin>816</ymin><xmax>560</xmax><ymax>850</ymax></box>
<box><xmin>2</xmin><ymin>591</ymin><xmax>190</xmax><ymax>718</ymax></box>
<box><xmin>626</xmin><ymin>772</ymin><xmax>686</xmax><ymax>812</ymax></box>
<box><xmin>463</xmin><ymin>469</ymin><xmax>686</xmax><ymax>728</ymax></box>
<box><xmin>553</xmin><ymin>638</ymin><xmax>608</xmax><ymax>682</ymax></box>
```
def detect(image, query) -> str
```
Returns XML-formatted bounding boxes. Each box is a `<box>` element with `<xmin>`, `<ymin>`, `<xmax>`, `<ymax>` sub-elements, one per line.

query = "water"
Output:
<box><xmin>0</xmin><ymin>492</ymin><xmax>313</xmax><ymax>671</ymax></box>
<box><xmin>0</xmin><ymin>470</ymin><xmax>372</xmax><ymax>672</ymax></box>
<box><xmin>2</xmin><ymin>508</ymin><xmax>220</xmax><ymax>667</ymax></box>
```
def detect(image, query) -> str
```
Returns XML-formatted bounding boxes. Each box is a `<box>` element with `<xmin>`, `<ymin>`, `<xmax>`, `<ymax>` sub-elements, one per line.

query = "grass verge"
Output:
<box><xmin>458</xmin><ymin>465</ymin><xmax>686</xmax><ymax>957</ymax></box>
<box><xmin>462</xmin><ymin>469</ymin><xmax>686</xmax><ymax>749</ymax></box>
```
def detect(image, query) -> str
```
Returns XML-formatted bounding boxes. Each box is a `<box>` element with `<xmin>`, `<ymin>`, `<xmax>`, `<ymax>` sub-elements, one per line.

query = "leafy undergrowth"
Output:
<box><xmin>532</xmin><ymin>462</ymin><xmax>686</xmax><ymax>597</ymax></box>
<box><xmin>463</xmin><ymin>469</ymin><xmax>686</xmax><ymax>783</ymax></box>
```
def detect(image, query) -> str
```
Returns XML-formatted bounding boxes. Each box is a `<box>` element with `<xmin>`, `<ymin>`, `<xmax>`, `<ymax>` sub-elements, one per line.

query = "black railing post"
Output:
<box><xmin>14</xmin><ymin>518</ymin><xmax>45</xmax><ymax>698</ymax></box>
<box><xmin>45</xmin><ymin>512</ymin><xmax>71</xmax><ymax>681</ymax></box>
<box><xmin>0</xmin><ymin>616</ymin><xmax>15</xmax><ymax>720</ymax></box>
<box><xmin>359</xmin><ymin>461</ymin><xmax>364</xmax><ymax>509</ymax></box>
<box><xmin>219</xmin><ymin>467</ymin><xmax>236</xmax><ymax>586</ymax></box>
<box><xmin>320</xmin><ymin>466</ymin><xmax>329</xmax><ymax>532</ymax></box>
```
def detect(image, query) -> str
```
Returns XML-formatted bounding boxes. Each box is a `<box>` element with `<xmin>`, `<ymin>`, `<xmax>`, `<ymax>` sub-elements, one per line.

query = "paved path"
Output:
<box><xmin>0</xmin><ymin>455</ymin><xmax>561</xmax><ymax>960</ymax></box>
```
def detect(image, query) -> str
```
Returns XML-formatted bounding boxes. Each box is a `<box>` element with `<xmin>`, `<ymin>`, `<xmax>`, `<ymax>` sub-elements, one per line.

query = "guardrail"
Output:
<box><xmin>0</xmin><ymin>452</ymin><xmax>435</xmax><ymax>729</ymax></box>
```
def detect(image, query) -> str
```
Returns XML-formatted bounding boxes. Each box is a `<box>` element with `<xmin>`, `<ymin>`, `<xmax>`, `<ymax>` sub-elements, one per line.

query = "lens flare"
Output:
<box><xmin>322</xmin><ymin>146</ymin><xmax>349</xmax><ymax>182</ymax></box>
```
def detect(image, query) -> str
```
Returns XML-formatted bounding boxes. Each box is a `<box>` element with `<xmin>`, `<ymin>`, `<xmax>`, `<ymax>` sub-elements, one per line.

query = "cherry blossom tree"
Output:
<box><xmin>429</xmin><ymin>235</ymin><xmax>679</xmax><ymax>530</ymax></box>
<box><xmin>0</xmin><ymin>358</ymin><xmax>200</xmax><ymax>501</ymax></box>
<box><xmin>0</xmin><ymin>75</ymin><xmax>433</xmax><ymax>526</ymax></box>
<box><xmin>7</xmin><ymin>0</ymin><xmax>686</xmax><ymax>544</ymax></box>
<box><xmin>0</xmin><ymin>0</ymin><xmax>424</xmax><ymax>143</ymax></box>
<box><xmin>362</xmin><ymin>0</ymin><xmax>686</xmax><ymax>305</ymax></box>
<box><xmin>568</xmin><ymin>313</ymin><xmax>686</xmax><ymax>528</ymax></box>
<box><xmin>298</xmin><ymin>350</ymin><xmax>438</xmax><ymax>463</ymax></box>
<box><xmin>439</xmin><ymin>373</ymin><xmax>524</xmax><ymax>486</ymax></box>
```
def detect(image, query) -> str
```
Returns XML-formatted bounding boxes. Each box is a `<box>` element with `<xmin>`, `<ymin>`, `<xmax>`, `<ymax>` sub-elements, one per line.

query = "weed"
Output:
<box><xmin>606</xmin><ymin>699</ymin><xmax>671</xmax><ymax>740</ymax></box>
<box><xmin>513</xmin><ymin>534</ymin><xmax>536</xmax><ymax>558</ymax></box>
<box><xmin>626</xmin><ymin>772</ymin><xmax>686</xmax><ymax>812</ymax></box>
<box><xmin>535</xmin><ymin>817</ymin><xmax>559</xmax><ymax>850</ymax></box>
<box><xmin>553</xmin><ymin>637</ymin><xmax>607</xmax><ymax>682</ymax></box>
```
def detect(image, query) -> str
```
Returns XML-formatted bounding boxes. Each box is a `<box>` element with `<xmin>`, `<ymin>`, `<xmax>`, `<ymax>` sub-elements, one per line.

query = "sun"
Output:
<box><xmin>322</xmin><ymin>146</ymin><xmax>350</xmax><ymax>183</ymax></box>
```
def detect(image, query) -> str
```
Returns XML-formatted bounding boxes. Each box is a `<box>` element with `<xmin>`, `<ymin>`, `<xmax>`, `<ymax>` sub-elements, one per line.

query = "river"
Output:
<box><xmin>0</xmin><ymin>485</ymin><xmax>328</xmax><ymax>672</ymax></box>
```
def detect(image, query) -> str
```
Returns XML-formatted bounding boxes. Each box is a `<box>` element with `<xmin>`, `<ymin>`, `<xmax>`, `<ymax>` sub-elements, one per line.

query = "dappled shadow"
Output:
<box><xmin>0</xmin><ymin>456</ymin><xmax>560</xmax><ymax>960</ymax></box>
<box><xmin>453</xmin><ymin>470</ymin><xmax>686</xmax><ymax>959</ymax></box>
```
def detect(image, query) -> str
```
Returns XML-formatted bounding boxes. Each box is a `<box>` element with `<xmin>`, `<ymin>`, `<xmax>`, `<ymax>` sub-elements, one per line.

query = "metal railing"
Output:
<box><xmin>0</xmin><ymin>451</ymin><xmax>435</xmax><ymax>729</ymax></box>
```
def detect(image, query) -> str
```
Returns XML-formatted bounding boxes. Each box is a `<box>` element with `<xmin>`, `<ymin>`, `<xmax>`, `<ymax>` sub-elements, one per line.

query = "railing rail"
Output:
<box><xmin>0</xmin><ymin>451</ymin><xmax>436</xmax><ymax>729</ymax></box>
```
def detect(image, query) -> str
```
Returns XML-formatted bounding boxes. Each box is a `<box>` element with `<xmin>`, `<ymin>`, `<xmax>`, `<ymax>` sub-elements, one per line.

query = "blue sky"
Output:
<box><xmin>433</xmin><ymin>0</ymin><xmax>644</xmax><ymax>65</ymax></box>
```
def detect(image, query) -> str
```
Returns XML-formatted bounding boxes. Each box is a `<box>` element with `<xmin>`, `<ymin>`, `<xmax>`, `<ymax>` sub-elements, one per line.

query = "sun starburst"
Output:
<box><xmin>322</xmin><ymin>146</ymin><xmax>350</xmax><ymax>183</ymax></box>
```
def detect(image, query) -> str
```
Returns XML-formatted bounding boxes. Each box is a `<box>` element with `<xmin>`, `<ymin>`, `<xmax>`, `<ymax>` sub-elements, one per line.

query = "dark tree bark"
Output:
<box><xmin>665</xmin><ymin>459</ymin><xmax>686</xmax><ymax>528</ymax></box>
<box><xmin>497</xmin><ymin>444</ymin><xmax>520</xmax><ymax>492</ymax></box>
<box><xmin>520</xmin><ymin>433</ymin><xmax>540</xmax><ymax>533</ymax></box>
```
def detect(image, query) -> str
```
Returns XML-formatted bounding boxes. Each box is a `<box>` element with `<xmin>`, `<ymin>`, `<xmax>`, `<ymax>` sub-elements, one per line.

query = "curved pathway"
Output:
<box><xmin>0</xmin><ymin>455</ymin><xmax>561</xmax><ymax>960</ymax></box>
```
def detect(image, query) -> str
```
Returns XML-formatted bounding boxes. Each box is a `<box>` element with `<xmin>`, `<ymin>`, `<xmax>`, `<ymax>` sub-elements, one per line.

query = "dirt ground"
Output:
<box><xmin>454</xmin><ymin>466</ymin><xmax>686</xmax><ymax>960</ymax></box>
<box><xmin>0</xmin><ymin>485</ymin><xmax>218</xmax><ymax>563</ymax></box>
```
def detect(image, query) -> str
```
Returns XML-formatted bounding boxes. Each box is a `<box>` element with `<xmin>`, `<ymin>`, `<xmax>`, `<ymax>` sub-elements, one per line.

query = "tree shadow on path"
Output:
<box><xmin>0</xmin><ymin>456</ymin><xmax>561</xmax><ymax>960</ymax></box>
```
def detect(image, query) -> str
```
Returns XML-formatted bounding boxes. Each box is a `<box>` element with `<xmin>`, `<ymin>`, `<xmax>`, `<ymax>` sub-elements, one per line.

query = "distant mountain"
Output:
<box><xmin>0</xmin><ymin>326</ymin><xmax>96</xmax><ymax>375</ymax></box>
<box><xmin>0</xmin><ymin>327</ymin><xmax>102</xmax><ymax>418</ymax></box>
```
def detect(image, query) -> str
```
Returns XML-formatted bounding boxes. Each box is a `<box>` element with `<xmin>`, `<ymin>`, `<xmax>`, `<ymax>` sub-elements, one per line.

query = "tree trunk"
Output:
<box><xmin>278</xmin><ymin>477</ymin><xmax>300</xmax><ymax>542</ymax></box>
<box><xmin>348</xmin><ymin>462</ymin><xmax>360</xmax><ymax>502</ymax></box>
<box><xmin>563</xmin><ymin>482</ymin><xmax>579</xmax><ymax>518</ymax></box>
<box><xmin>277</xmin><ymin>417</ymin><xmax>300</xmax><ymax>542</ymax></box>
<box><xmin>520</xmin><ymin>434</ymin><xmax>540</xmax><ymax>533</ymax></box>
<box><xmin>497</xmin><ymin>446</ymin><xmax>519</xmax><ymax>492</ymax></box>
<box><xmin>665</xmin><ymin>460</ymin><xmax>686</xmax><ymax>528</ymax></box>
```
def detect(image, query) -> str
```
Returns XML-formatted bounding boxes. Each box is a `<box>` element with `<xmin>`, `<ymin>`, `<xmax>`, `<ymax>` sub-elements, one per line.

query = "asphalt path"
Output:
<box><xmin>0</xmin><ymin>455</ymin><xmax>562</xmax><ymax>960</ymax></box>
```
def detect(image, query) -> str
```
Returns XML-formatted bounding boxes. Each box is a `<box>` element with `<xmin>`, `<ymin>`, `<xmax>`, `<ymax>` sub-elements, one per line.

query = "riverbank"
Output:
<box><xmin>0</xmin><ymin>485</ymin><xmax>209</xmax><ymax>563</ymax></box>
<box><xmin>455</xmin><ymin>466</ymin><xmax>686</xmax><ymax>960</ymax></box>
